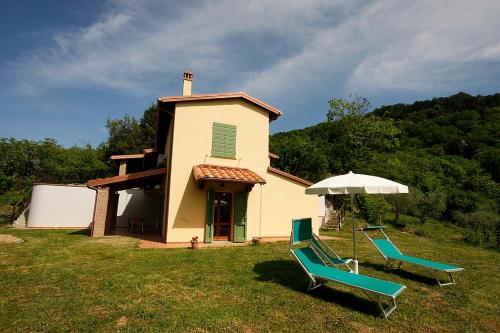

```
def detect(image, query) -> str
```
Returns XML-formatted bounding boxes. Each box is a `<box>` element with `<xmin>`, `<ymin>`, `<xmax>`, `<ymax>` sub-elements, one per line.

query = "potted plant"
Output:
<box><xmin>190</xmin><ymin>236</ymin><xmax>199</xmax><ymax>249</ymax></box>
<box><xmin>252</xmin><ymin>237</ymin><xmax>262</xmax><ymax>245</ymax></box>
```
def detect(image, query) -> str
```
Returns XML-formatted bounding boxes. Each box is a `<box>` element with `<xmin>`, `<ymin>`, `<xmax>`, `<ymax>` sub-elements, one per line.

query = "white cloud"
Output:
<box><xmin>345</xmin><ymin>0</ymin><xmax>500</xmax><ymax>93</ymax></box>
<box><xmin>4</xmin><ymin>0</ymin><xmax>500</xmax><ymax>103</ymax></box>
<box><xmin>239</xmin><ymin>0</ymin><xmax>500</xmax><ymax>99</ymax></box>
<box><xmin>6</xmin><ymin>0</ymin><xmax>347</xmax><ymax>95</ymax></box>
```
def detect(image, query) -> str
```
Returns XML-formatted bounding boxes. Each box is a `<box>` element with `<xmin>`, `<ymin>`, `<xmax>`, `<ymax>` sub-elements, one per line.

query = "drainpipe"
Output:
<box><xmin>87</xmin><ymin>184</ymin><xmax>99</xmax><ymax>237</ymax></box>
<box><xmin>259</xmin><ymin>184</ymin><xmax>263</xmax><ymax>238</ymax></box>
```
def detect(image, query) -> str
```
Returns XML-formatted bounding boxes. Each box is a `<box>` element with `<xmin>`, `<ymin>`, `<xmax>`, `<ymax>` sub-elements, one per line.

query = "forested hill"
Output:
<box><xmin>1</xmin><ymin>92</ymin><xmax>498</xmax><ymax>248</ymax></box>
<box><xmin>270</xmin><ymin>92</ymin><xmax>500</xmax><ymax>248</ymax></box>
<box><xmin>373</xmin><ymin>92</ymin><xmax>500</xmax><ymax>180</ymax></box>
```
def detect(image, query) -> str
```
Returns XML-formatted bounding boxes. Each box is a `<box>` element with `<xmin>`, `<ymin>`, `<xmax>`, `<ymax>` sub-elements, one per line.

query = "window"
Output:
<box><xmin>211</xmin><ymin>122</ymin><xmax>236</xmax><ymax>158</ymax></box>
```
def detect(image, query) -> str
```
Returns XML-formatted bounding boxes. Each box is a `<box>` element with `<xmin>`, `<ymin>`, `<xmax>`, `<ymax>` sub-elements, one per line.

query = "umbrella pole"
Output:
<box><xmin>351</xmin><ymin>193</ymin><xmax>358</xmax><ymax>274</ymax></box>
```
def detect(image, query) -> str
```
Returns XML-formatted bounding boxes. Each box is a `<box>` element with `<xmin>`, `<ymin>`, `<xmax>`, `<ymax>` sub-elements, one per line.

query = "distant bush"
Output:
<box><xmin>0</xmin><ymin>138</ymin><xmax>113</xmax><ymax>208</ymax></box>
<box><xmin>358</xmin><ymin>195</ymin><xmax>390</xmax><ymax>224</ymax></box>
<box><xmin>397</xmin><ymin>214</ymin><xmax>421</xmax><ymax>228</ymax></box>
<box><xmin>453</xmin><ymin>210</ymin><xmax>500</xmax><ymax>248</ymax></box>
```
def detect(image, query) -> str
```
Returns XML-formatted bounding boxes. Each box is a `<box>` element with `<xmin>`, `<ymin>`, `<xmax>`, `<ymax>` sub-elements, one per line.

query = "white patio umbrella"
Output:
<box><xmin>305</xmin><ymin>171</ymin><xmax>408</xmax><ymax>274</ymax></box>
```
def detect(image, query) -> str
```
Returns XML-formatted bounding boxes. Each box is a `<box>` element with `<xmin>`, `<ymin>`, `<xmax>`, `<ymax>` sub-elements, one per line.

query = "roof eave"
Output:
<box><xmin>267</xmin><ymin>167</ymin><xmax>313</xmax><ymax>187</ymax></box>
<box><xmin>195</xmin><ymin>177</ymin><xmax>266</xmax><ymax>185</ymax></box>
<box><xmin>157</xmin><ymin>92</ymin><xmax>283</xmax><ymax>120</ymax></box>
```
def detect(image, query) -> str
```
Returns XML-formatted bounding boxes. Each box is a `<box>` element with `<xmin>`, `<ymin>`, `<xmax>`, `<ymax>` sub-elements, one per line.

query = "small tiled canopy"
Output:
<box><xmin>192</xmin><ymin>164</ymin><xmax>266</xmax><ymax>184</ymax></box>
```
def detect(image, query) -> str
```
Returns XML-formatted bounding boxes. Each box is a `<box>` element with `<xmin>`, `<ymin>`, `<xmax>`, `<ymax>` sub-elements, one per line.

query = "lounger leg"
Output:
<box><xmin>433</xmin><ymin>271</ymin><xmax>456</xmax><ymax>287</ymax></box>
<box><xmin>307</xmin><ymin>280</ymin><xmax>322</xmax><ymax>292</ymax></box>
<box><xmin>377</xmin><ymin>298</ymin><xmax>398</xmax><ymax>319</ymax></box>
<box><xmin>361</xmin><ymin>292</ymin><xmax>398</xmax><ymax>320</ymax></box>
<box><xmin>384</xmin><ymin>260</ymin><xmax>403</xmax><ymax>271</ymax></box>
<box><xmin>446</xmin><ymin>272</ymin><xmax>456</xmax><ymax>285</ymax></box>
<box><xmin>427</xmin><ymin>269</ymin><xmax>456</xmax><ymax>286</ymax></box>
<box><xmin>384</xmin><ymin>260</ymin><xmax>397</xmax><ymax>271</ymax></box>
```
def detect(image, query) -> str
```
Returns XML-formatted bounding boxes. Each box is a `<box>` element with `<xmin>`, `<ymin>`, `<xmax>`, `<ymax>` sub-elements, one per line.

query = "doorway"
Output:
<box><xmin>213</xmin><ymin>192</ymin><xmax>233</xmax><ymax>241</ymax></box>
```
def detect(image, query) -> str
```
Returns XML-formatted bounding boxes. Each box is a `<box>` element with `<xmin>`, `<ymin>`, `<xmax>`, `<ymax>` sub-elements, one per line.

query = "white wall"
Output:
<box><xmin>318</xmin><ymin>195</ymin><xmax>326</xmax><ymax>228</ymax></box>
<box><xmin>28</xmin><ymin>184</ymin><xmax>96</xmax><ymax>228</ymax></box>
<box><xmin>27</xmin><ymin>185</ymin><xmax>164</xmax><ymax>230</ymax></box>
<box><xmin>116</xmin><ymin>189</ymin><xmax>163</xmax><ymax>230</ymax></box>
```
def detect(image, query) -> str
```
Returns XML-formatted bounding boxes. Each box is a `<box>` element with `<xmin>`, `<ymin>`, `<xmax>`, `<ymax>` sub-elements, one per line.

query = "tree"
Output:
<box><xmin>0</xmin><ymin>138</ymin><xmax>113</xmax><ymax>209</ymax></box>
<box><xmin>106</xmin><ymin>115</ymin><xmax>145</xmax><ymax>155</ymax></box>
<box><xmin>327</xmin><ymin>94</ymin><xmax>371</xmax><ymax>121</ymax></box>
<box><xmin>270</xmin><ymin>134</ymin><xmax>329</xmax><ymax>182</ymax></box>
<box><xmin>418</xmin><ymin>190</ymin><xmax>447</xmax><ymax>222</ymax></box>
<box><xmin>105</xmin><ymin>103</ymin><xmax>157</xmax><ymax>156</ymax></box>
<box><xmin>140</xmin><ymin>104</ymin><xmax>157</xmax><ymax>150</ymax></box>
<box><xmin>326</xmin><ymin>96</ymin><xmax>400</xmax><ymax>172</ymax></box>
<box><xmin>475</xmin><ymin>147</ymin><xmax>500</xmax><ymax>182</ymax></box>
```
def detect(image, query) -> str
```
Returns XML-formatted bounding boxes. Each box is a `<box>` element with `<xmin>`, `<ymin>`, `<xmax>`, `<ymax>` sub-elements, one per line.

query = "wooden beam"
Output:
<box><xmin>87</xmin><ymin>168</ymin><xmax>167</xmax><ymax>187</ymax></box>
<box><xmin>110</xmin><ymin>154</ymin><xmax>145</xmax><ymax>160</ymax></box>
<box><xmin>143</xmin><ymin>148</ymin><xmax>159</xmax><ymax>154</ymax></box>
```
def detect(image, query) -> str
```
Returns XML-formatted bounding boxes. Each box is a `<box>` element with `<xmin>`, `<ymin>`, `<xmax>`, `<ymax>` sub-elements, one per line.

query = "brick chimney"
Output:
<box><xmin>182</xmin><ymin>71</ymin><xmax>193</xmax><ymax>96</ymax></box>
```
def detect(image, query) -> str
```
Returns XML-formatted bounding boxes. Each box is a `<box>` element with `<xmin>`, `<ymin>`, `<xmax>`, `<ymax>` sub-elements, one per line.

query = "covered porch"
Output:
<box><xmin>87</xmin><ymin>168</ymin><xmax>167</xmax><ymax>241</ymax></box>
<box><xmin>191</xmin><ymin>164</ymin><xmax>266</xmax><ymax>243</ymax></box>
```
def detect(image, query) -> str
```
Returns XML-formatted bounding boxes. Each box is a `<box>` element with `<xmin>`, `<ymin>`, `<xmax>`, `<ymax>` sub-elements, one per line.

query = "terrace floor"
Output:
<box><xmin>109</xmin><ymin>228</ymin><xmax>342</xmax><ymax>248</ymax></box>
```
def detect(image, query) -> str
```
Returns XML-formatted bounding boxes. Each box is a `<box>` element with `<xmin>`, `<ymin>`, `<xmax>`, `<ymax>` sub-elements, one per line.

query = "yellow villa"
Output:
<box><xmin>87</xmin><ymin>72</ymin><xmax>320</xmax><ymax>243</ymax></box>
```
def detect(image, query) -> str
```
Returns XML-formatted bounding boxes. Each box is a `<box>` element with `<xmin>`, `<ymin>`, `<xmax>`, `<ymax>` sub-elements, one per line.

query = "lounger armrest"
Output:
<box><xmin>360</xmin><ymin>226</ymin><xmax>387</xmax><ymax>231</ymax></box>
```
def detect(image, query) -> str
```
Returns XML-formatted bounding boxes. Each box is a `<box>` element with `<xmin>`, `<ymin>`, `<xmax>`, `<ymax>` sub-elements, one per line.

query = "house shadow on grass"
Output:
<box><xmin>362</xmin><ymin>261</ymin><xmax>437</xmax><ymax>285</ymax></box>
<box><xmin>67</xmin><ymin>229</ymin><xmax>91</xmax><ymax>236</ymax></box>
<box><xmin>253</xmin><ymin>260</ymin><xmax>381</xmax><ymax>317</ymax></box>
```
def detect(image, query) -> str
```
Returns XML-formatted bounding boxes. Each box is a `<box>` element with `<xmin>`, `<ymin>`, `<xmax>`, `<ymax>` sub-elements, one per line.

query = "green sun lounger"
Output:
<box><xmin>361</xmin><ymin>226</ymin><xmax>464</xmax><ymax>286</ymax></box>
<box><xmin>290</xmin><ymin>218</ymin><xmax>406</xmax><ymax>319</ymax></box>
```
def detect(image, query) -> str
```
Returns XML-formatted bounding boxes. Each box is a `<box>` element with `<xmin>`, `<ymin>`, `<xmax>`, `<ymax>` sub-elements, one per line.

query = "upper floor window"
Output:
<box><xmin>211</xmin><ymin>122</ymin><xmax>236</xmax><ymax>158</ymax></box>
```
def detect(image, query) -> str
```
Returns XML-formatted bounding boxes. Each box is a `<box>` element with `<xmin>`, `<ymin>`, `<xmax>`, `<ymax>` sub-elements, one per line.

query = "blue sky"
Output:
<box><xmin>1</xmin><ymin>0</ymin><xmax>500</xmax><ymax>147</ymax></box>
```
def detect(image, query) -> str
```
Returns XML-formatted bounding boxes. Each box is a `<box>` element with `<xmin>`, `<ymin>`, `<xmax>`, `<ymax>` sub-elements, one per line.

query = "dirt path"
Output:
<box><xmin>0</xmin><ymin>234</ymin><xmax>24</xmax><ymax>243</ymax></box>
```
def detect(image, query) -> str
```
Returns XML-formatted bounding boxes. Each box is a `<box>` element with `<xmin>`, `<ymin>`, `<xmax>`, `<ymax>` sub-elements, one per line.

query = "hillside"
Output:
<box><xmin>270</xmin><ymin>92</ymin><xmax>500</xmax><ymax>249</ymax></box>
<box><xmin>373</xmin><ymin>92</ymin><xmax>500</xmax><ymax>180</ymax></box>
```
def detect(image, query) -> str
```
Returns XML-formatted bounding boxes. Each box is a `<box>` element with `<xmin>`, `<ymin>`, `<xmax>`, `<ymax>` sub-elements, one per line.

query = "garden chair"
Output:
<box><xmin>361</xmin><ymin>226</ymin><xmax>464</xmax><ymax>286</ymax></box>
<box><xmin>290</xmin><ymin>218</ymin><xmax>406</xmax><ymax>319</ymax></box>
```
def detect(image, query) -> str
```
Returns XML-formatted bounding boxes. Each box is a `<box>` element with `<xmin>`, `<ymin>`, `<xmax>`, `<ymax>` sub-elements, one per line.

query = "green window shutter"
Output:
<box><xmin>233</xmin><ymin>191</ymin><xmax>247</xmax><ymax>243</ymax></box>
<box><xmin>205</xmin><ymin>189</ymin><xmax>215</xmax><ymax>243</ymax></box>
<box><xmin>212</xmin><ymin>122</ymin><xmax>236</xmax><ymax>158</ymax></box>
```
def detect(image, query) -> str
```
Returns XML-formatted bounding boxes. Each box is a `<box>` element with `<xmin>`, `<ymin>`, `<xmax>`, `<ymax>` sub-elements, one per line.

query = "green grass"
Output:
<box><xmin>382</xmin><ymin>211</ymin><xmax>469</xmax><ymax>242</ymax></box>
<box><xmin>0</xmin><ymin>223</ymin><xmax>499</xmax><ymax>332</ymax></box>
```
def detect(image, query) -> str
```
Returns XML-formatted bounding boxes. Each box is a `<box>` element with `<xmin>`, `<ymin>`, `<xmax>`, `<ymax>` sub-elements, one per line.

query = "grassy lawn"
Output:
<box><xmin>0</xmin><ymin>223</ymin><xmax>499</xmax><ymax>332</ymax></box>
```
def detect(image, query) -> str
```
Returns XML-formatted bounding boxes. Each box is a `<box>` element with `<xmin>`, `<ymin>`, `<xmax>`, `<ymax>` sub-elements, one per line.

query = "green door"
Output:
<box><xmin>233</xmin><ymin>191</ymin><xmax>248</xmax><ymax>243</ymax></box>
<box><xmin>205</xmin><ymin>189</ymin><xmax>215</xmax><ymax>243</ymax></box>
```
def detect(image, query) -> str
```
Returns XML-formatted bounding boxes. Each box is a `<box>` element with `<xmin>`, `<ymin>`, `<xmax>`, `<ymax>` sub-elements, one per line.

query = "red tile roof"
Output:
<box><xmin>193</xmin><ymin>164</ymin><xmax>266</xmax><ymax>184</ymax></box>
<box><xmin>158</xmin><ymin>92</ymin><xmax>283</xmax><ymax>120</ymax></box>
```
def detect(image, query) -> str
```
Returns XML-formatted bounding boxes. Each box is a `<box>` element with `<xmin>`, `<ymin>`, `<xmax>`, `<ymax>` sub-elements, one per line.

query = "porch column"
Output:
<box><xmin>92</xmin><ymin>187</ymin><xmax>111</xmax><ymax>237</ymax></box>
<box><xmin>118</xmin><ymin>161</ymin><xmax>127</xmax><ymax>176</ymax></box>
<box><xmin>105</xmin><ymin>191</ymin><xmax>119</xmax><ymax>234</ymax></box>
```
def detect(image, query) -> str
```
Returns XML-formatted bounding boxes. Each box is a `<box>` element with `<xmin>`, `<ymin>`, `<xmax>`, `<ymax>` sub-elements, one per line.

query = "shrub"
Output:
<box><xmin>358</xmin><ymin>195</ymin><xmax>390</xmax><ymax>225</ymax></box>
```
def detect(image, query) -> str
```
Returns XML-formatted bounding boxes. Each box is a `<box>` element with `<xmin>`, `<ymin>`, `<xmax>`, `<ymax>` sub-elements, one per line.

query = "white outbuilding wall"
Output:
<box><xmin>28</xmin><ymin>184</ymin><xmax>96</xmax><ymax>228</ymax></box>
<box><xmin>27</xmin><ymin>184</ymin><xmax>164</xmax><ymax>229</ymax></box>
